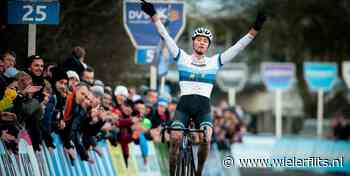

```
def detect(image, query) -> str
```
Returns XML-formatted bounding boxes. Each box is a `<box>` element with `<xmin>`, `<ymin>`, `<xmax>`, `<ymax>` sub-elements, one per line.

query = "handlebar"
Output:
<box><xmin>161</xmin><ymin>125</ymin><xmax>208</xmax><ymax>143</ymax></box>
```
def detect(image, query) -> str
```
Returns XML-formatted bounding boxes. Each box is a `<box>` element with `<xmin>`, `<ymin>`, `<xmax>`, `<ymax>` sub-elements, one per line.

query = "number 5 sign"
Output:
<box><xmin>8</xmin><ymin>0</ymin><xmax>60</xmax><ymax>25</ymax></box>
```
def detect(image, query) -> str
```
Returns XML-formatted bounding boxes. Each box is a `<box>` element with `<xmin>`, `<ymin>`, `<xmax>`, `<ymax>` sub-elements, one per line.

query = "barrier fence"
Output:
<box><xmin>1</xmin><ymin>134</ymin><xmax>349</xmax><ymax>176</ymax></box>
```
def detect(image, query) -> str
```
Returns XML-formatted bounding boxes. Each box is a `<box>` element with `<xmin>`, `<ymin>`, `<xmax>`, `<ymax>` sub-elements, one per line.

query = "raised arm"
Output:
<box><xmin>141</xmin><ymin>0</ymin><xmax>180</xmax><ymax>58</ymax></box>
<box><xmin>220</xmin><ymin>12</ymin><xmax>267</xmax><ymax>65</ymax></box>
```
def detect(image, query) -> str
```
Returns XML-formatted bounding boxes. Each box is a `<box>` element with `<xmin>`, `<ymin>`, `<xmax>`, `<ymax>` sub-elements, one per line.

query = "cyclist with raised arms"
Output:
<box><xmin>141</xmin><ymin>1</ymin><xmax>266</xmax><ymax>175</ymax></box>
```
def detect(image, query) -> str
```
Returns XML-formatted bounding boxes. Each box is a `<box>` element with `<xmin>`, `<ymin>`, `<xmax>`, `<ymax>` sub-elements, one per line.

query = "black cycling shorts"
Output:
<box><xmin>171</xmin><ymin>95</ymin><xmax>212</xmax><ymax>129</ymax></box>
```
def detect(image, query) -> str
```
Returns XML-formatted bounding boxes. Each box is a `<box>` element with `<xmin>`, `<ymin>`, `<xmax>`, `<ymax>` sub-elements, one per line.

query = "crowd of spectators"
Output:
<box><xmin>331</xmin><ymin>111</ymin><xmax>350</xmax><ymax>140</ymax></box>
<box><xmin>0</xmin><ymin>47</ymin><xmax>246</xmax><ymax>166</ymax></box>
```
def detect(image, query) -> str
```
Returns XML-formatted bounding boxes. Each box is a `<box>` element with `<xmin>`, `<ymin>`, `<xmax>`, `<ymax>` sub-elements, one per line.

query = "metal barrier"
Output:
<box><xmin>1</xmin><ymin>133</ymin><xmax>349</xmax><ymax>175</ymax></box>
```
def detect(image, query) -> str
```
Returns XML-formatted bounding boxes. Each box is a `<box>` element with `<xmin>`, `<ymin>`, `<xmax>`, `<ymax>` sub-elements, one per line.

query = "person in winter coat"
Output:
<box><xmin>12</xmin><ymin>71</ymin><xmax>43</xmax><ymax>151</ymax></box>
<box><xmin>62</xmin><ymin>46</ymin><xmax>87</xmax><ymax>77</ymax></box>
<box><xmin>115</xmin><ymin>100</ymin><xmax>134</xmax><ymax>167</ymax></box>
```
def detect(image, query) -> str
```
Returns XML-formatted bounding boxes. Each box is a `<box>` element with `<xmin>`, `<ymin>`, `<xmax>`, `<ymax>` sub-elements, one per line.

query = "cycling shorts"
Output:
<box><xmin>171</xmin><ymin>95</ymin><xmax>212</xmax><ymax>129</ymax></box>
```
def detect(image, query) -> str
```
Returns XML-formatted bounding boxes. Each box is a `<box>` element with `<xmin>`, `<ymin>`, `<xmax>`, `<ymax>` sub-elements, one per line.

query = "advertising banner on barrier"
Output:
<box><xmin>2</xmin><ymin>136</ymin><xmax>350</xmax><ymax>175</ymax></box>
<box><xmin>154</xmin><ymin>143</ymin><xmax>170</xmax><ymax>176</ymax></box>
<box><xmin>304</xmin><ymin>62</ymin><xmax>337</xmax><ymax>92</ymax></box>
<box><xmin>108</xmin><ymin>142</ymin><xmax>139</xmax><ymax>175</ymax></box>
<box><xmin>132</xmin><ymin>142</ymin><xmax>161</xmax><ymax>176</ymax></box>
<box><xmin>202</xmin><ymin>145</ymin><xmax>225</xmax><ymax>176</ymax></box>
<box><xmin>261</xmin><ymin>62</ymin><xmax>295</xmax><ymax>91</ymax></box>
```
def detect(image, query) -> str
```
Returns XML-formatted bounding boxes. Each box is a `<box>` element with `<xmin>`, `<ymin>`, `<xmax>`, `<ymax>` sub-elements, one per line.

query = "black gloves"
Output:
<box><xmin>141</xmin><ymin>0</ymin><xmax>156</xmax><ymax>17</ymax></box>
<box><xmin>252</xmin><ymin>11</ymin><xmax>267</xmax><ymax>31</ymax></box>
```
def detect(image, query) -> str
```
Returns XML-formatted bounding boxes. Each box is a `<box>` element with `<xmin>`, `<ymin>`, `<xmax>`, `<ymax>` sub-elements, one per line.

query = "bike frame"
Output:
<box><xmin>161</xmin><ymin>127</ymin><xmax>207</xmax><ymax>176</ymax></box>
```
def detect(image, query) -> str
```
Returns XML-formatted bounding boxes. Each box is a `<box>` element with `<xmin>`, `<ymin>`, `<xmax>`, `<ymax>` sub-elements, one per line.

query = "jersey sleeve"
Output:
<box><xmin>154</xmin><ymin>20</ymin><xmax>180</xmax><ymax>60</ymax></box>
<box><xmin>219</xmin><ymin>33</ymin><xmax>254</xmax><ymax>65</ymax></box>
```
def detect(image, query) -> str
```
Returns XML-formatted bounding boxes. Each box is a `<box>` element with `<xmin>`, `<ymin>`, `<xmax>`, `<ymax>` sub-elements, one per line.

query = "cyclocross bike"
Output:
<box><xmin>161</xmin><ymin>124</ymin><xmax>207</xmax><ymax>176</ymax></box>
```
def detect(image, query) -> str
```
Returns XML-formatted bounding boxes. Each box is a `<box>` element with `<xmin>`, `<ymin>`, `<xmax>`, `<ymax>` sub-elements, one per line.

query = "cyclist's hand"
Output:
<box><xmin>252</xmin><ymin>11</ymin><xmax>267</xmax><ymax>31</ymax></box>
<box><xmin>141</xmin><ymin>0</ymin><xmax>157</xmax><ymax>17</ymax></box>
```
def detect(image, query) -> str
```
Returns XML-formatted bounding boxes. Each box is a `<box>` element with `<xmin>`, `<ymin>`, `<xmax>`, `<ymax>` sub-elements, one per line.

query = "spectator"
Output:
<box><xmin>102</xmin><ymin>92</ymin><xmax>113</xmax><ymax>111</ymax></box>
<box><xmin>81</xmin><ymin>87</ymin><xmax>107</xmax><ymax>157</ymax></box>
<box><xmin>25</xmin><ymin>55</ymin><xmax>49</xmax><ymax>103</ymax></box>
<box><xmin>0</xmin><ymin>67</ymin><xmax>17</xmax><ymax>99</ymax></box>
<box><xmin>0</xmin><ymin>59</ymin><xmax>4</xmax><ymax>73</ymax></box>
<box><xmin>128</xmin><ymin>86</ymin><xmax>141</xmax><ymax>102</ymax></box>
<box><xmin>223</xmin><ymin>108</ymin><xmax>243</xmax><ymax>143</ymax></box>
<box><xmin>40</xmin><ymin>82</ymin><xmax>56</xmax><ymax>148</ymax></box>
<box><xmin>0</xmin><ymin>51</ymin><xmax>17</xmax><ymax>98</ymax></box>
<box><xmin>145</xmin><ymin>89</ymin><xmax>158</xmax><ymax>107</ymax></box>
<box><xmin>81</xmin><ymin>67</ymin><xmax>95</xmax><ymax>86</ymax></box>
<box><xmin>131</xmin><ymin>101</ymin><xmax>151</xmax><ymax>165</ymax></box>
<box><xmin>43</xmin><ymin>64</ymin><xmax>56</xmax><ymax>82</ymax></box>
<box><xmin>62</xmin><ymin>46</ymin><xmax>87</xmax><ymax>77</ymax></box>
<box><xmin>66</xmin><ymin>70</ymin><xmax>80</xmax><ymax>91</ymax></box>
<box><xmin>104</xmin><ymin>86</ymin><xmax>113</xmax><ymax>95</ymax></box>
<box><xmin>168</xmin><ymin>98</ymin><xmax>178</xmax><ymax>120</ymax></box>
<box><xmin>115</xmin><ymin>100</ymin><xmax>134</xmax><ymax>166</ymax></box>
<box><xmin>132</xmin><ymin>100</ymin><xmax>152</xmax><ymax>139</ymax></box>
<box><xmin>331</xmin><ymin>112</ymin><xmax>350</xmax><ymax>140</ymax></box>
<box><xmin>43</xmin><ymin>67</ymin><xmax>68</xmax><ymax>136</ymax></box>
<box><xmin>61</xmin><ymin>84</ymin><xmax>93</xmax><ymax>162</ymax></box>
<box><xmin>150</xmin><ymin>97</ymin><xmax>170</xmax><ymax>128</ymax></box>
<box><xmin>12</xmin><ymin>71</ymin><xmax>43</xmax><ymax>151</ymax></box>
<box><xmin>0</xmin><ymin>112</ymin><xmax>18</xmax><ymax>153</ymax></box>
<box><xmin>90</xmin><ymin>80</ymin><xmax>104</xmax><ymax>98</ymax></box>
<box><xmin>98</xmin><ymin>89</ymin><xmax>119</xmax><ymax>146</ymax></box>
<box><xmin>1</xmin><ymin>50</ymin><xmax>16</xmax><ymax>70</ymax></box>
<box><xmin>133</xmin><ymin>100</ymin><xmax>150</xmax><ymax>122</ymax></box>
<box><xmin>113</xmin><ymin>85</ymin><xmax>129</xmax><ymax>111</ymax></box>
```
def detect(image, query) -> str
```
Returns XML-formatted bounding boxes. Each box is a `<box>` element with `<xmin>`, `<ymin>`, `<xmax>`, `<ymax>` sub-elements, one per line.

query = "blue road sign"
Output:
<box><xmin>123</xmin><ymin>0</ymin><xmax>185</xmax><ymax>47</ymax></box>
<box><xmin>262</xmin><ymin>62</ymin><xmax>295</xmax><ymax>91</ymax></box>
<box><xmin>8</xmin><ymin>0</ymin><xmax>60</xmax><ymax>25</ymax></box>
<box><xmin>135</xmin><ymin>47</ymin><xmax>156</xmax><ymax>64</ymax></box>
<box><xmin>304</xmin><ymin>62</ymin><xmax>337</xmax><ymax>92</ymax></box>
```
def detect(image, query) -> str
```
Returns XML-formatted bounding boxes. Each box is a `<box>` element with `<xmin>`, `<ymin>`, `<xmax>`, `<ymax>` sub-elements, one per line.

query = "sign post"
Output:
<box><xmin>28</xmin><ymin>24</ymin><xmax>36</xmax><ymax>56</ymax></box>
<box><xmin>123</xmin><ymin>0</ymin><xmax>185</xmax><ymax>90</ymax></box>
<box><xmin>8</xmin><ymin>0</ymin><xmax>60</xmax><ymax>56</ymax></box>
<box><xmin>304</xmin><ymin>62</ymin><xmax>337</xmax><ymax>138</ymax></box>
<box><xmin>262</xmin><ymin>62</ymin><xmax>295</xmax><ymax>138</ymax></box>
<box><xmin>228</xmin><ymin>88</ymin><xmax>236</xmax><ymax>106</ymax></box>
<box><xmin>275</xmin><ymin>89</ymin><xmax>282</xmax><ymax>138</ymax></box>
<box><xmin>216</xmin><ymin>63</ymin><xmax>248</xmax><ymax>106</ymax></box>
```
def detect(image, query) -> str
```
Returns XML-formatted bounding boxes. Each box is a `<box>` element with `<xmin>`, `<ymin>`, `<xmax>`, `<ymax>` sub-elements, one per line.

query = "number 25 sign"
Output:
<box><xmin>8</xmin><ymin>0</ymin><xmax>60</xmax><ymax>25</ymax></box>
